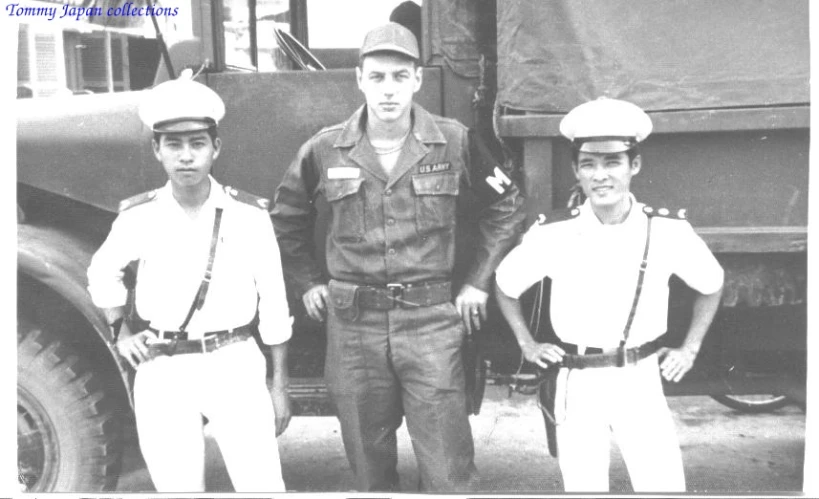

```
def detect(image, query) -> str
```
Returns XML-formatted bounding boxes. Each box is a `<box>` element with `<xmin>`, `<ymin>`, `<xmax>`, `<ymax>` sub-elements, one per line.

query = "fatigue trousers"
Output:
<box><xmin>326</xmin><ymin>300</ymin><xmax>479</xmax><ymax>492</ymax></box>
<box><xmin>133</xmin><ymin>339</ymin><xmax>286</xmax><ymax>492</ymax></box>
<box><xmin>554</xmin><ymin>353</ymin><xmax>686</xmax><ymax>493</ymax></box>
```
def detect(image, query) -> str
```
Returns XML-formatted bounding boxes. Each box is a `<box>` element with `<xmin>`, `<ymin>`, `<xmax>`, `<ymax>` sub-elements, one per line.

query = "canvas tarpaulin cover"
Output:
<box><xmin>497</xmin><ymin>0</ymin><xmax>809</xmax><ymax>113</ymax></box>
<box><xmin>429</xmin><ymin>0</ymin><xmax>482</xmax><ymax>78</ymax></box>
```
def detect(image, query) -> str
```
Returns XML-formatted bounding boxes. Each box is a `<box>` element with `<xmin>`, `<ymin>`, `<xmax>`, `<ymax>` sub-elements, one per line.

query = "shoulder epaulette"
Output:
<box><xmin>536</xmin><ymin>207</ymin><xmax>581</xmax><ymax>225</ymax></box>
<box><xmin>224</xmin><ymin>185</ymin><xmax>270</xmax><ymax>210</ymax></box>
<box><xmin>118</xmin><ymin>190</ymin><xmax>158</xmax><ymax>212</ymax></box>
<box><xmin>643</xmin><ymin>205</ymin><xmax>687</xmax><ymax>220</ymax></box>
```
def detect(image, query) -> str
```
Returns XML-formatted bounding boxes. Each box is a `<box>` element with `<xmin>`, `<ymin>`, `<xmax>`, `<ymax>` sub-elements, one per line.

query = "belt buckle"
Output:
<box><xmin>386</xmin><ymin>283</ymin><xmax>404</xmax><ymax>307</ymax></box>
<box><xmin>616</xmin><ymin>345</ymin><xmax>627</xmax><ymax>367</ymax></box>
<box><xmin>202</xmin><ymin>334</ymin><xmax>219</xmax><ymax>353</ymax></box>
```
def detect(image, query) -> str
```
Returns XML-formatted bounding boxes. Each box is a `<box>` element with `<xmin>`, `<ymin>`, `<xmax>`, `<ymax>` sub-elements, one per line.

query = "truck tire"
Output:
<box><xmin>18</xmin><ymin>320</ymin><xmax>123</xmax><ymax>492</ymax></box>
<box><xmin>708</xmin><ymin>345</ymin><xmax>795</xmax><ymax>413</ymax></box>
<box><xmin>710</xmin><ymin>393</ymin><xmax>791</xmax><ymax>413</ymax></box>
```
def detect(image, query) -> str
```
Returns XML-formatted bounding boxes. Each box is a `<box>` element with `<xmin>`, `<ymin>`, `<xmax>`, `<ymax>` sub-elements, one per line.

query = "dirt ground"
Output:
<box><xmin>115</xmin><ymin>385</ymin><xmax>805</xmax><ymax>494</ymax></box>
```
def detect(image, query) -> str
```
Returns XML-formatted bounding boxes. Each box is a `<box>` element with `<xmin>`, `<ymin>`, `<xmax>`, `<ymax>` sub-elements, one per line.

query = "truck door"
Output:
<box><xmin>208</xmin><ymin>0</ymin><xmax>440</xmax><ymax>198</ymax></box>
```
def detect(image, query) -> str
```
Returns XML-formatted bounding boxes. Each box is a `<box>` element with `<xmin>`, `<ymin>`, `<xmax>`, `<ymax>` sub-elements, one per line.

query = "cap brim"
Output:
<box><xmin>360</xmin><ymin>43</ymin><xmax>419</xmax><ymax>59</ymax></box>
<box><xmin>153</xmin><ymin>118</ymin><xmax>215</xmax><ymax>133</ymax></box>
<box><xmin>577</xmin><ymin>139</ymin><xmax>634</xmax><ymax>154</ymax></box>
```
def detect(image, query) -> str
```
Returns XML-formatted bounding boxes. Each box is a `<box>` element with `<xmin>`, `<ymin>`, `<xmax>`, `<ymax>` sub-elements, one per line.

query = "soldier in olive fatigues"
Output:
<box><xmin>271</xmin><ymin>23</ymin><xmax>524</xmax><ymax>492</ymax></box>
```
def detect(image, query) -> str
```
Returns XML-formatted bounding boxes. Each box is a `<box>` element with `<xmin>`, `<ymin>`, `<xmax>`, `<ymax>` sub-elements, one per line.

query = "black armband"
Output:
<box><xmin>468</xmin><ymin>129</ymin><xmax>518</xmax><ymax>202</ymax></box>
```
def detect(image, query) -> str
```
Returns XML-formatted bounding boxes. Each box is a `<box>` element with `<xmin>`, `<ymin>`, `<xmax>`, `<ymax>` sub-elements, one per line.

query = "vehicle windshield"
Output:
<box><xmin>224</xmin><ymin>0</ymin><xmax>421</xmax><ymax>71</ymax></box>
<box><xmin>14</xmin><ymin>0</ymin><xmax>423</xmax><ymax>98</ymax></box>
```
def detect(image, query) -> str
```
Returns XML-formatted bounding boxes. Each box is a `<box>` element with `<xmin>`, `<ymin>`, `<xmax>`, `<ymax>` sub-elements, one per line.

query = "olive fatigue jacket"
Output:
<box><xmin>271</xmin><ymin>103</ymin><xmax>525</xmax><ymax>297</ymax></box>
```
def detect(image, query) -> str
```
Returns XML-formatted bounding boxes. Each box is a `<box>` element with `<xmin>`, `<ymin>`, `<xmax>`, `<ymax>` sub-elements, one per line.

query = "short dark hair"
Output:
<box><xmin>358</xmin><ymin>50</ymin><xmax>419</xmax><ymax>68</ymax></box>
<box><xmin>154</xmin><ymin>126</ymin><xmax>218</xmax><ymax>145</ymax></box>
<box><xmin>571</xmin><ymin>146</ymin><xmax>640</xmax><ymax>165</ymax></box>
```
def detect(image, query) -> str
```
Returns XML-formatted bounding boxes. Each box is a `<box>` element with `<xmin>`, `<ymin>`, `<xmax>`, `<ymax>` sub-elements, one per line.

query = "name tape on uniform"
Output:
<box><xmin>418</xmin><ymin>162</ymin><xmax>451</xmax><ymax>174</ymax></box>
<box><xmin>328</xmin><ymin>167</ymin><xmax>361</xmax><ymax>179</ymax></box>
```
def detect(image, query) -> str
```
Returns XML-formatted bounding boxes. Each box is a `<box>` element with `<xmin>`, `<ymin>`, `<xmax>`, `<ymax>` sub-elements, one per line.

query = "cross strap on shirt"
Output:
<box><xmin>131</xmin><ymin>206</ymin><xmax>229</xmax><ymax>357</ymax></box>
<box><xmin>177</xmin><ymin>207</ymin><xmax>224</xmax><ymax>332</ymax></box>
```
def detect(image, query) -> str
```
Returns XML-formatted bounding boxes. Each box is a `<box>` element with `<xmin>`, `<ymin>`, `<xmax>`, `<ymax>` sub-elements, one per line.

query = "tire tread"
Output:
<box><xmin>18</xmin><ymin>323</ymin><xmax>123</xmax><ymax>492</ymax></box>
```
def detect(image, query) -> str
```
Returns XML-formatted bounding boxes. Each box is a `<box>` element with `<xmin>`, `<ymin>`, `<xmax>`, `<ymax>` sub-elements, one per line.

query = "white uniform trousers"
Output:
<box><xmin>134</xmin><ymin>339</ymin><xmax>285</xmax><ymax>492</ymax></box>
<box><xmin>554</xmin><ymin>353</ymin><xmax>685</xmax><ymax>493</ymax></box>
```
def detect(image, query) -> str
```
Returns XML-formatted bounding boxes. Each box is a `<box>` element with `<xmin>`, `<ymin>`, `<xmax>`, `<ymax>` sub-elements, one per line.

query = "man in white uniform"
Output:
<box><xmin>494</xmin><ymin>97</ymin><xmax>724</xmax><ymax>493</ymax></box>
<box><xmin>87</xmin><ymin>73</ymin><xmax>292</xmax><ymax>492</ymax></box>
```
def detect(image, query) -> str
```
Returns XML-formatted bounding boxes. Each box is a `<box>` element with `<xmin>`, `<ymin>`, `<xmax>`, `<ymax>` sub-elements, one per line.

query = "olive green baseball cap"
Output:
<box><xmin>360</xmin><ymin>22</ymin><xmax>420</xmax><ymax>60</ymax></box>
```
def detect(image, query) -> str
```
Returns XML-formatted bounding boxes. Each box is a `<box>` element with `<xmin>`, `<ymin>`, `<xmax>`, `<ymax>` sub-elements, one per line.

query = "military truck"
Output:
<box><xmin>16</xmin><ymin>0</ymin><xmax>807</xmax><ymax>492</ymax></box>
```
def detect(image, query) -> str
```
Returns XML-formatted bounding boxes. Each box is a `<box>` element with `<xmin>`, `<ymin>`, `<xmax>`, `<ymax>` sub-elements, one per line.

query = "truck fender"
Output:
<box><xmin>17</xmin><ymin>223</ymin><xmax>133</xmax><ymax>405</ymax></box>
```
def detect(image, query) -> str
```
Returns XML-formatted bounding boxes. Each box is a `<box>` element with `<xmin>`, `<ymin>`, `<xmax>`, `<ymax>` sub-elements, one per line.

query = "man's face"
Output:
<box><xmin>574</xmin><ymin>150</ymin><xmax>641</xmax><ymax>209</ymax></box>
<box><xmin>356</xmin><ymin>53</ymin><xmax>422</xmax><ymax>125</ymax></box>
<box><xmin>152</xmin><ymin>130</ymin><xmax>221</xmax><ymax>188</ymax></box>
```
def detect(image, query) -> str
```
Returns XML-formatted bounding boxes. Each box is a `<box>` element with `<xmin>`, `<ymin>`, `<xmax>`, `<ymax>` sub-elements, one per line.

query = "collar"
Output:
<box><xmin>157</xmin><ymin>175</ymin><xmax>227</xmax><ymax>212</ymax></box>
<box><xmin>333</xmin><ymin>102</ymin><xmax>447</xmax><ymax>148</ymax></box>
<box><xmin>579</xmin><ymin>193</ymin><xmax>644</xmax><ymax>227</ymax></box>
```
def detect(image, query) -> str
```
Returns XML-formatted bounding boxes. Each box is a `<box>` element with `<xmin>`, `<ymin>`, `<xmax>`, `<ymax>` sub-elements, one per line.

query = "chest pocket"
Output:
<box><xmin>325</xmin><ymin>178</ymin><xmax>366</xmax><ymax>241</ymax></box>
<box><xmin>412</xmin><ymin>172</ymin><xmax>459</xmax><ymax>233</ymax></box>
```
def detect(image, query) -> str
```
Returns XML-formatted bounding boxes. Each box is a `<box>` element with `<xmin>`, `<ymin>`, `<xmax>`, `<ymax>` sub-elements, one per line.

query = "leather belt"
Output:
<box><xmin>558</xmin><ymin>336</ymin><xmax>665</xmax><ymax>369</ymax></box>
<box><xmin>145</xmin><ymin>324</ymin><xmax>254</xmax><ymax>357</ymax></box>
<box><xmin>355</xmin><ymin>281</ymin><xmax>452</xmax><ymax>310</ymax></box>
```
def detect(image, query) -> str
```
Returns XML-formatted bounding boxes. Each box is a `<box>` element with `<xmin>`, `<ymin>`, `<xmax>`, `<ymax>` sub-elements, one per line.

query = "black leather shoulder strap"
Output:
<box><xmin>178</xmin><ymin>207</ymin><xmax>224</xmax><ymax>332</ymax></box>
<box><xmin>536</xmin><ymin>208</ymin><xmax>581</xmax><ymax>225</ymax></box>
<box><xmin>620</xmin><ymin>216</ymin><xmax>653</xmax><ymax>345</ymax></box>
<box><xmin>642</xmin><ymin>205</ymin><xmax>687</xmax><ymax>220</ymax></box>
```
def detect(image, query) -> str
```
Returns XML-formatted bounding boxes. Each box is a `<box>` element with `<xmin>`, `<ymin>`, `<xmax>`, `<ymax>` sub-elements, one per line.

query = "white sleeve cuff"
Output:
<box><xmin>258</xmin><ymin>316</ymin><xmax>294</xmax><ymax>345</ymax></box>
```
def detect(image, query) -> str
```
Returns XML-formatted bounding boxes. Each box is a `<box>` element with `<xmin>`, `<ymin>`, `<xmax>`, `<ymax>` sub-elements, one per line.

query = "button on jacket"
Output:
<box><xmin>271</xmin><ymin>103</ymin><xmax>525</xmax><ymax>292</ymax></box>
<box><xmin>87</xmin><ymin>176</ymin><xmax>292</xmax><ymax>345</ymax></box>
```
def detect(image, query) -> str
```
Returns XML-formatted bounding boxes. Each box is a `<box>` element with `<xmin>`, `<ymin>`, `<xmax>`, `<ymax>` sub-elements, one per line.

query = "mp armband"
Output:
<box><xmin>468</xmin><ymin>129</ymin><xmax>518</xmax><ymax>201</ymax></box>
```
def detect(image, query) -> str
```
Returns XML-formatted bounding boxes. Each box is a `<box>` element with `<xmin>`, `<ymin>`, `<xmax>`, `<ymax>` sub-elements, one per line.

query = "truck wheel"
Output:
<box><xmin>710</xmin><ymin>368</ymin><xmax>792</xmax><ymax>413</ymax></box>
<box><xmin>710</xmin><ymin>393</ymin><xmax>791</xmax><ymax>413</ymax></box>
<box><xmin>708</xmin><ymin>348</ymin><xmax>794</xmax><ymax>413</ymax></box>
<box><xmin>18</xmin><ymin>320</ymin><xmax>123</xmax><ymax>492</ymax></box>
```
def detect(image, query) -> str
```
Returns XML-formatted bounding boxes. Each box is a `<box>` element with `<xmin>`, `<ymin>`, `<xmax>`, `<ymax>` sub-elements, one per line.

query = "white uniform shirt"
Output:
<box><xmin>495</xmin><ymin>196</ymin><xmax>724</xmax><ymax>348</ymax></box>
<box><xmin>87</xmin><ymin>177</ymin><xmax>292</xmax><ymax>345</ymax></box>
